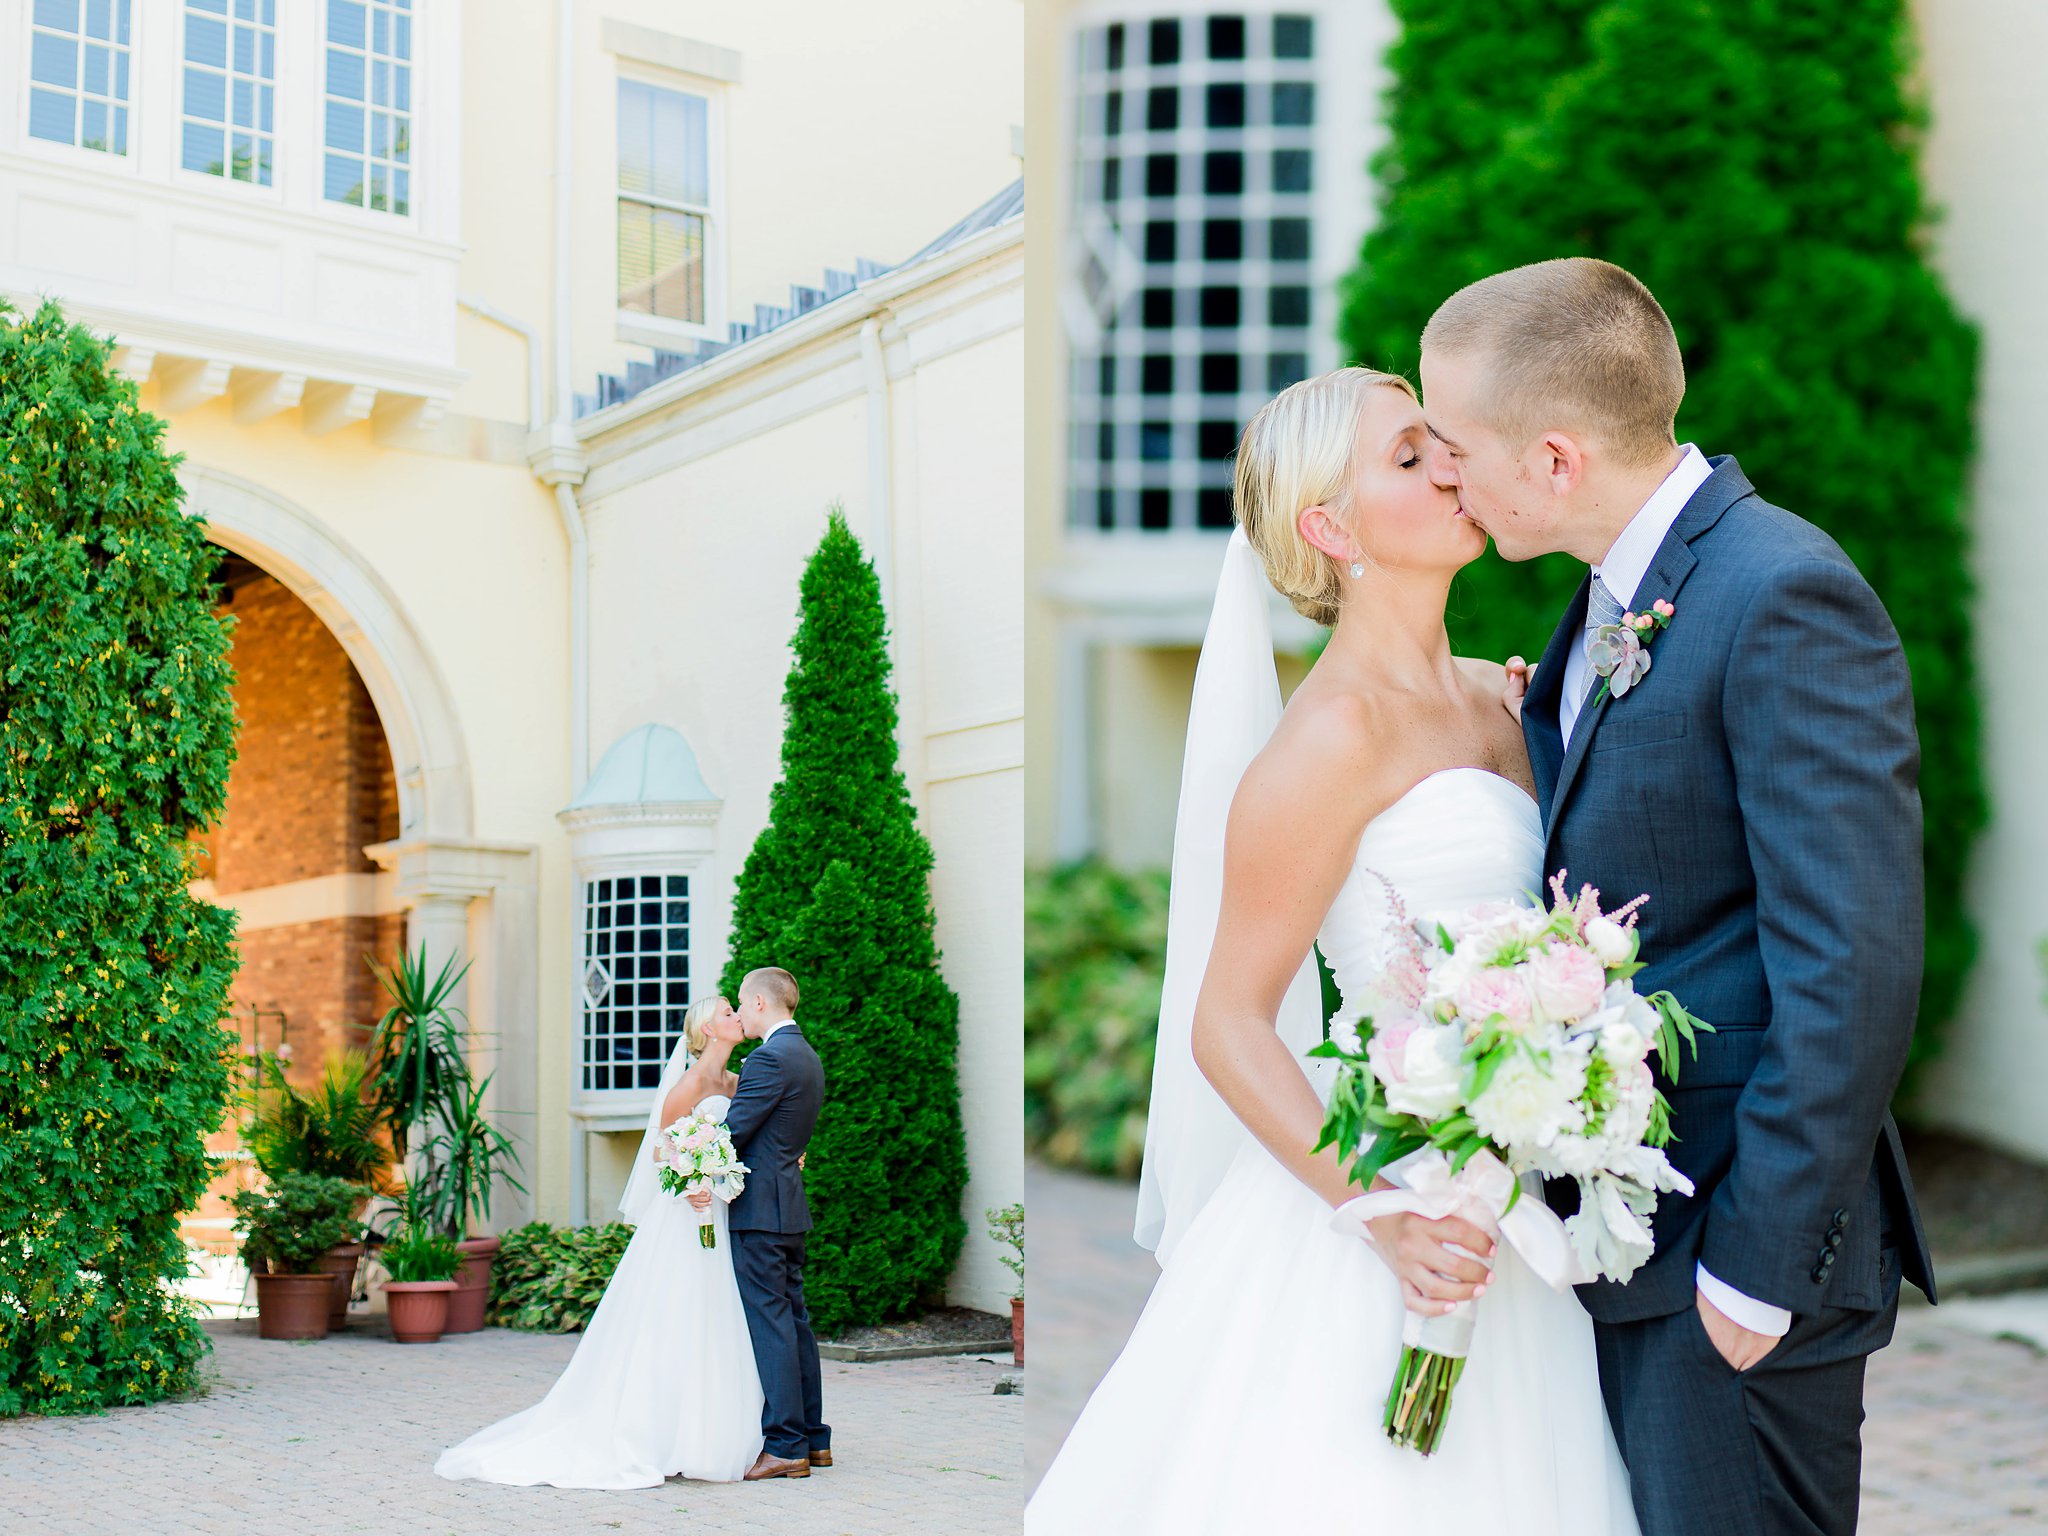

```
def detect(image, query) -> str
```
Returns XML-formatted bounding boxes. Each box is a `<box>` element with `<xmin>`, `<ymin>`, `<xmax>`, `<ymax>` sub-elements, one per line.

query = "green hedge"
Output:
<box><xmin>719</xmin><ymin>512</ymin><xmax>968</xmax><ymax>1336</ymax></box>
<box><xmin>0</xmin><ymin>302</ymin><xmax>241</xmax><ymax>1415</ymax></box>
<box><xmin>487</xmin><ymin>1221</ymin><xmax>635</xmax><ymax>1333</ymax></box>
<box><xmin>1339</xmin><ymin>0</ymin><xmax>1981</xmax><ymax>1074</ymax></box>
<box><xmin>1024</xmin><ymin>861</ymin><xmax>1169</xmax><ymax>1178</ymax></box>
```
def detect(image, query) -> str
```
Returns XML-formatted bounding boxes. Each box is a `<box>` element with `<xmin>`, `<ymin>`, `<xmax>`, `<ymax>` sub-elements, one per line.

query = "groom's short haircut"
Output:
<box><xmin>741</xmin><ymin>966</ymin><xmax>800</xmax><ymax>1017</ymax></box>
<box><xmin>1422</xmin><ymin>258</ymin><xmax>1684</xmax><ymax>467</ymax></box>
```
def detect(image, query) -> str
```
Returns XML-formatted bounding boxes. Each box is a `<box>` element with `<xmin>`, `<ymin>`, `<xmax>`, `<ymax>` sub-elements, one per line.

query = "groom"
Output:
<box><xmin>717</xmin><ymin>966</ymin><xmax>830</xmax><ymax>1481</ymax></box>
<box><xmin>1416</xmin><ymin>258</ymin><xmax>1934</xmax><ymax>1534</ymax></box>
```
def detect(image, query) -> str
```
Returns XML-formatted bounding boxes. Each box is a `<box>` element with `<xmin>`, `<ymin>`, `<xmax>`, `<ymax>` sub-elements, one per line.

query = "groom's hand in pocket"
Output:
<box><xmin>1696</xmin><ymin>1288</ymin><xmax>1780</xmax><ymax>1371</ymax></box>
<box><xmin>1366</xmin><ymin>1211</ymin><xmax>1495</xmax><ymax>1315</ymax></box>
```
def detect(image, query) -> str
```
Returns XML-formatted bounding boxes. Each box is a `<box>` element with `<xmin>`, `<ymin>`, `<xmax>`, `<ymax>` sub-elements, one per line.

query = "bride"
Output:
<box><xmin>435</xmin><ymin>996</ymin><xmax>765</xmax><ymax>1489</ymax></box>
<box><xmin>1027</xmin><ymin>368</ymin><xmax>1637</xmax><ymax>1532</ymax></box>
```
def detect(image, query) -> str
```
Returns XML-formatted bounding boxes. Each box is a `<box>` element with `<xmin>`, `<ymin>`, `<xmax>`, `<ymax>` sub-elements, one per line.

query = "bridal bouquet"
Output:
<box><xmin>655</xmin><ymin>1113</ymin><xmax>749</xmax><ymax>1248</ymax></box>
<box><xmin>1311</xmin><ymin>874</ymin><xmax>1708</xmax><ymax>1454</ymax></box>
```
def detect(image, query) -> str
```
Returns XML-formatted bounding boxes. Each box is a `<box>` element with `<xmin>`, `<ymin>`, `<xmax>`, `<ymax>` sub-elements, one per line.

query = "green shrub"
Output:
<box><xmin>0</xmin><ymin>302</ymin><xmax>240</xmax><ymax>1415</ymax></box>
<box><xmin>718</xmin><ymin>511</ymin><xmax>968</xmax><ymax>1337</ymax></box>
<box><xmin>381</xmin><ymin>1229</ymin><xmax>462</xmax><ymax>1285</ymax></box>
<box><xmin>1024</xmin><ymin>861</ymin><xmax>1169</xmax><ymax>1178</ymax></box>
<box><xmin>228</xmin><ymin>1173</ymin><xmax>364</xmax><ymax>1277</ymax></box>
<box><xmin>1339</xmin><ymin>0</ymin><xmax>1981</xmax><ymax>1076</ymax></box>
<box><xmin>488</xmin><ymin>1221</ymin><xmax>634</xmax><ymax>1332</ymax></box>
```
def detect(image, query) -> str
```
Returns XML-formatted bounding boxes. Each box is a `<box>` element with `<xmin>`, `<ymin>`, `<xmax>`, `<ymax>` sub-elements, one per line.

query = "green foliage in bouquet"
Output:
<box><xmin>1339</xmin><ymin>0</ymin><xmax>1982</xmax><ymax>1075</ymax></box>
<box><xmin>487</xmin><ymin>1221</ymin><xmax>635</xmax><ymax>1332</ymax></box>
<box><xmin>718</xmin><ymin>510</ymin><xmax>967</xmax><ymax>1337</ymax></box>
<box><xmin>0</xmin><ymin>302</ymin><xmax>240</xmax><ymax>1416</ymax></box>
<box><xmin>229</xmin><ymin>1172</ymin><xmax>364</xmax><ymax>1277</ymax></box>
<box><xmin>1024</xmin><ymin>861</ymin><xmax>1169</xmax><ymax>1177</ymax></box>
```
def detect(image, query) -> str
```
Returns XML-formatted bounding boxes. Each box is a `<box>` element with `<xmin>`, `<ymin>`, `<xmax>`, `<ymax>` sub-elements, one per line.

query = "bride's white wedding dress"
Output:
<box><xmin>434</xmin><ymin>1094</ymin><xmax>765</xmax><ymax>1489</ymax></box>
<box><xmin>1028</xmin><ymin>769</ymin><xmax>1640</xmax><ymax>1534</ymax></box>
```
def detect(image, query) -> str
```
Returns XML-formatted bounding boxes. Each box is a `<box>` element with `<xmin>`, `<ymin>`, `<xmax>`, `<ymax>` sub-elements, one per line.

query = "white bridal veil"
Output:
<box><xmin>617</xmin><ymin>1036</ymin><xmax>695</xmax><ymax>1224</ymax></box>
<box><xmin>1133</xmin><ymin>527</ymin><xmax>1326</xmax><ymax>1266</ymax></box>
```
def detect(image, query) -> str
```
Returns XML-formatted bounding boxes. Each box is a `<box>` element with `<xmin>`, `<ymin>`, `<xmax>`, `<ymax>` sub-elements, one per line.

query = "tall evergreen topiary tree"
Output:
<box><xmin>1340</xmin><ymin>0</ymin><xmax>1982</xmax><ymax>1069</ymax></box>
<box><xmin>0</xmin><ymin>303</ymin><xmax>240</xmax><ymax>1414</ymax></box>
<box><xmin>719</xmin><ymin>510</ymin><xmax>967</xmax><ymax>1335</ymax></box>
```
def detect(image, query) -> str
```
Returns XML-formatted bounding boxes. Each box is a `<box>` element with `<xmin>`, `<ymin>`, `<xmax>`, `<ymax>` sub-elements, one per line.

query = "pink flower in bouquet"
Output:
<box><xmin>1455</xmin><ymin>970</ymin><xmax>1533</xmax><ymax>1032</ymax></box>
<box><xmin>1525</xmin><ymin>943</ymin><xmax>1608</xmax><ymax>1022</ymax></box>
<box><xmin>1365</xmin><ymin>1014</ymin><xmax>1422</xmax><ymax>1085</ymax></box>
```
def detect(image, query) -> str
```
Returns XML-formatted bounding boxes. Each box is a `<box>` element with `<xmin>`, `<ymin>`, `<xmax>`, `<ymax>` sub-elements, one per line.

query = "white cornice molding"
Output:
<box><xmin>556</xmin><ymin>800</ymin><xmax>723</xmax><ymax>834</ymax></box>
<box><xmin>600</xmin><ymin>20</ymin><xmax>743</xmax><ymax>83</ymax></box>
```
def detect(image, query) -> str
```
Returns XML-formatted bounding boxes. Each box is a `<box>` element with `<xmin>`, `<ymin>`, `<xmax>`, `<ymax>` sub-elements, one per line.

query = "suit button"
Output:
<box><xmin>1828</xmin><ymin>1231</ymin><xmax>1844</xmax><ymax>1249</ymax></box>
<box><xmin>1821</xmin><ymin>1250</ymin><xmax>1836</xmax><ymax>1269</ymax></box>
<box><xmin>1811</xmin><ymin>1264</ymin><xmax>1828</xmax><ymax>1283</ymax></box>
<box><xmin>1833</xmin><ymin>1208</ymin><xmax>1849</xmax><ymax>1225</ymax></box>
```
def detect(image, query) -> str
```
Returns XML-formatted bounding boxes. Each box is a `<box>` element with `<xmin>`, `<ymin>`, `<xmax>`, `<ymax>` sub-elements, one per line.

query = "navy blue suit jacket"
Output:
<box><xmin>1524</xmin><ymin>456</ymin><xmax>1934</xmax><ymax>1323</ymax></box>
<box><xmin>725</xmin><ymin>1024</ymin><xmax>823</xmax><ymax>1236</ymax></box>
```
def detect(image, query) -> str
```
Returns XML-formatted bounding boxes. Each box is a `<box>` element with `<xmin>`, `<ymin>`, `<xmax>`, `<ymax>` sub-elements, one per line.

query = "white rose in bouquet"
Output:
<box><xmin>1584</xmin><ymin>915</ymin><xmax>1637</xmax><ymax>967</ymax></box>
<box><xmin>1469</xmin><ymin>1046</ymin><xmax>1588</xmax><ymax>1151</ymax></box>
<box><xmin>1525</xmin><ymin>943</ymin><xmax>1609</xmax><ymax>1022</ymax></box>
<box><xmin>1380</xmin><ymin>1022</ymin><xmax>1465</xmax><ymax>1119</ymax></box>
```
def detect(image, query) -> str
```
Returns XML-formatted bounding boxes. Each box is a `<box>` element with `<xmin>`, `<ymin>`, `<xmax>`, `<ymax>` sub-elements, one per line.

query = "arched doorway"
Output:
<box><xmin>177</xmin><ymin>466</ymin><xmax>541</xmax><ymax>1295</ymax></box>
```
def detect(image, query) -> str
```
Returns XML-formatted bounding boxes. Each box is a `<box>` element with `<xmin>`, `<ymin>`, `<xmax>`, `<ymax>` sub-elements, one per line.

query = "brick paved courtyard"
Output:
<box><xmin>1029</xmin><ymin>1161</ymin><xmax>2048</xmax><ymax>1533</ymax></box>
<box><xmin>0</xmin><ymin>1317</ymin><xmax>1021</xmax><ymax>1535</ymax></box>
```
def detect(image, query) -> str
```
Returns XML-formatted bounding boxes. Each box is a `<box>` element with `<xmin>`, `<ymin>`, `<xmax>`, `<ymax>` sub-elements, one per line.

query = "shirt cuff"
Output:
<box><xmin>1696</xmin><ymin>1262</ymin><xmax>1793</xmax><ymax>1336</ymax></box>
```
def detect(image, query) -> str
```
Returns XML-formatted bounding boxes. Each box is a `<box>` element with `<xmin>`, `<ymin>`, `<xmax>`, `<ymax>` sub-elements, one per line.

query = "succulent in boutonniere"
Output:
<box><xmin>1589</xmin><ymin>599</ymin><xmax>1676</xmax><ymax>707</ymax></box>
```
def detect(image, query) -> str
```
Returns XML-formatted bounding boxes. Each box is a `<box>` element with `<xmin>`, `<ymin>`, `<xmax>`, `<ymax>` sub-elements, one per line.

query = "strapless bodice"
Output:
<box><xmin>696</xmin><ymin>1094</ymin><xmax>732</xmax><ymax>1123</ymax></box>
<box><xmin>1310</xmin><ymin>769</ymin><xmax>1545</xmax><ymax>1055</ymax></box>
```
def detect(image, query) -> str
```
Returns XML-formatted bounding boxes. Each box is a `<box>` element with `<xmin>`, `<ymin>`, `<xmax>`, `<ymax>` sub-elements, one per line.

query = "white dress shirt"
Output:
<box><xmin>1559</xmin><ymin>444</ymin><xmax>1713</xmax><ymax>745</ymax></box>
<box><xmin>760</xmin><ymin>1018</ymin><xmax>798</xmax><ymax>1044</ymax></box>
<box><xmin>1555</xmin><ymin>444</ymin><xmax>1793</xmax><ymax>1338</ymax></box>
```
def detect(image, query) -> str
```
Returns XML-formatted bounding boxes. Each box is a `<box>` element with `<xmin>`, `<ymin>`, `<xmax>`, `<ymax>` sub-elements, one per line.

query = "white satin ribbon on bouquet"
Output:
<box><xmin>1330</xmin><ymin>1146</ymin><xmax>1588</xmax><ymax>1357</ymax></box>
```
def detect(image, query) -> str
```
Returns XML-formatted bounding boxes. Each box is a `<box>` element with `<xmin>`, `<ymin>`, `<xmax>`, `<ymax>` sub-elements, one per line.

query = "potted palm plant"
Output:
<box><xmin>230</xmin><ymin>1172</ymin><xmax>366</xmax><ymax>1340</ymax></box>
<box><xmin>424</xmin><ymin>1070</ymin><xmax>527</xmax><ymax>1333</ymax></box>
<box><xmin>244</xmin><ymin>1048</ymin><xmax>394</xmax><ymax>1327</ymax></box>
<box><xmin>988</xmin><ymin>1204</ymin><xmax>1024</xmax><ymax>1365</ymax></box>
<box><xmin>367</xmin><ymin>947</ymin><xmax>526</xmax><ymax>1334</ymax></box>
<box><xmin>382</xmin><ymin>1187</ymin><xmax>465</xmax><ymax>1344</ymax></box>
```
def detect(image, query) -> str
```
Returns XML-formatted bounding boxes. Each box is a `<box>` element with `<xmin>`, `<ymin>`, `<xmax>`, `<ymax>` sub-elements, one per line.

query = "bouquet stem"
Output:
<box><xmin>1383</xmin><ymin>1345</ymin><xmax>1464</xmax><ymax>1454</ymax></box>
<box><xmin>699</xmin><ymin>1221</ymin><xmax>717</xmax><ymax>1250</ymax></box>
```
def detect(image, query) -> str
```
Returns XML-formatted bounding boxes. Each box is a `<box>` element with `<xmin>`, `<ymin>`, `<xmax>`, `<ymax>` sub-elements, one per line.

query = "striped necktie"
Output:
<box><xmin>1578</xmin><ymin>574</ymin><xmax>1625</xmax><ymax>712</ymax></box>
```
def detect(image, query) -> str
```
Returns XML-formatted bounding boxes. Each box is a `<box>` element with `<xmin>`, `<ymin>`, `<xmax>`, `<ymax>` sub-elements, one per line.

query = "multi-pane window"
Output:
<box><xmin>27</xmin><ymin>0</ymin><xmax>132</xmax><ymax>155</ymax></box>
<box><xmin>1070</xmin><ymin>13</ymin><xmax>1320</xmax><ymax>533</ymax></box>
<box><xmin>578</xmin><ymin>874</ymin><xmax>692</xmax><ymax>1093</ymax></box>
<box><xmin>617</xmin><ymin>79</ymin><xmax>712</xmax><ymax>324</ymax></box>
<box><xmin>323</xmin><ymin>0</ymin><xmax>412</xmax><ymax>215</ymax></box>
<box><xmin>182</xmin><ymin>0</ymin><xmax>276</xmax><ymax>185</ymax></box>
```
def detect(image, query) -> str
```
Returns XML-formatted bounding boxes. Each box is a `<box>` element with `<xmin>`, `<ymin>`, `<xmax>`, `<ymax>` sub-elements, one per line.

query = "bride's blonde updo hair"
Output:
<box><xmin>681</xmin><ymin>995</ymin><xmax>726</xmax><ymax>1056</ymax></box>
<box><xmin>1233</xmin><ymin>366</ymin><xmax>1419</xmax><ymax>627</ymax></box>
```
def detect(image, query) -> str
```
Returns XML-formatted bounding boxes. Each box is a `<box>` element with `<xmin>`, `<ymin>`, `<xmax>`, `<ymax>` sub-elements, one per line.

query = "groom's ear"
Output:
<box><xmin>1535</xmin><ymin>431</ymin><xmax>1586</xmax><ymax>497</ymax></box>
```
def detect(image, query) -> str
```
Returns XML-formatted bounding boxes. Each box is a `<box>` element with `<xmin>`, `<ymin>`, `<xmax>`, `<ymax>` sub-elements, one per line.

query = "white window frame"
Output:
<box><xmin>173</xmin><ymin>0</ymin><xmax>279</xmax><ymax>197</ymax></box>
<box><xmin>24</xmin><ymin>0</ymin><xmax>134</xmax><ymax>160</ymax></box>
<box><xmin>574</xmin><ymin>861</ymin><xmax>705</xmax><ymax>1104</ymax></box>
<box><xmin>612</xmin><ymin>62</ymin><xmax>727</xmax><ymax>350</ymax></box>
<box><xmin>318</xmin><ymin>0</ymin><xmax>416</xmax><ymax>224</ymax></box>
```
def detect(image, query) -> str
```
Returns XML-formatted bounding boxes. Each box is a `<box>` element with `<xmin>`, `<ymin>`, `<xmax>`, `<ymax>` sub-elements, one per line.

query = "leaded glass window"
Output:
<box><xmin>183</xmin><ymin>0</ymin><xmax>277</xmax><ymax>185</ymax></box>
<box><xmin>323</xmin><ymin>0</ymin><xmax>412</xmax><ymax>215</ymax></box>
<box><xmin>579</xmin><ymin>873</ymin><xmax>692</xmax><ymax>1093</ymax></box>
<box><xmin>1068</xmin><ymin>12</ymin><xmax>1320</xmax><ymax>532</ymax></box>
<box><xmin>28</xmin><ymin>0</ymin><xmax>132</xmax><ymax>155</ymax></box>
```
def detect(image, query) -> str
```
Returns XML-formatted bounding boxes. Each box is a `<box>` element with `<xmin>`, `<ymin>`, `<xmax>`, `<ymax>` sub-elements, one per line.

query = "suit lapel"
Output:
<box><xmin>1523</xmin><ymin>575</ymin><xmax>1585</xmax><ymax>814</ymax></box>
<box><xmin>1545</xmin><ymin>456</ymin><xmax>1754</xmax><ymax>845</ymax></box>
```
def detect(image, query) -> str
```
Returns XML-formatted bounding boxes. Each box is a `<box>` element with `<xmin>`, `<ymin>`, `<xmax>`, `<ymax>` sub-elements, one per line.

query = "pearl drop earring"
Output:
<box><xmin>1349</xmin><ymin>560</ymin><xmax>1365</xmax><ymax>579</ymax></box>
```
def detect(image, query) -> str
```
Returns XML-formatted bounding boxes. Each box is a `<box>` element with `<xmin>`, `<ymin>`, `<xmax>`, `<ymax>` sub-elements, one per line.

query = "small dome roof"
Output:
<box><xmin>568</xmin><ymin>724</ymin><xmax>718</xmax><ymax>809</ymax></box>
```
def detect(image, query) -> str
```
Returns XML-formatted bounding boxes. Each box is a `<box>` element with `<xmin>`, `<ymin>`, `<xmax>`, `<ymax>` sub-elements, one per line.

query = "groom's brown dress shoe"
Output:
<box><xmin>744</xmin><ymin>1451</ymin><xmax>812</xmax><ymax>1480</ymax></box>
<box><xmin>808</xmin><ymin>1449</ymin><xmax>833</xmax><ymax>1468</ymax></box>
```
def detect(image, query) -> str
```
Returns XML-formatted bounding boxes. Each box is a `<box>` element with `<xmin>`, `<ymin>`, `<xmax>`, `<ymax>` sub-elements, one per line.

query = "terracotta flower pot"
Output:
<box><xmin>254</xmin><ymin>1271</ymin><xmax>337</xmax><ymax>1341</ymax></box>
<box><xmin>1010</xmin><ymin>1296</ymin><xmax>1024</xmax><ymax>1366</ymax></box>
<box><xmin>443</xmin><ymin>1235</ymin><xmax>501</xmax><ymax>1335</ymax></box>
<box><xmin>318</xmin><ymin>1242</ymin><xmax>364</xmax><ymax>1328</ymax></box>
<box><xmin>385</xmin><ymin>1280</ymin><xmax>459</xmax><ymax>1343</ymax></box>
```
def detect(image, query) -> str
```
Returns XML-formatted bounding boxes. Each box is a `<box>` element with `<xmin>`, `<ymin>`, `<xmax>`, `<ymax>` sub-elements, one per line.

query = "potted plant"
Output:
<box><xmin>229</xmin><ymin>1172</ymin><xmax>366</xmax><ymax>1341</ymax></box>
<box><xmin>423</xmin><ymin>1070</ymin><xmax>527</xmax><ymax>1333</ymax></box>
<box><xmin>988</xmin><ymin>1203</ymin><xmax>1024</xmax><ymax>1365</ymax></box>
<box><xmin>382</xmin><ymin>1188</ymin><xmax>465</xmax><ymax>1344</ymax></box>
<box><xmin>367</xmin><ymin>947</ymin><xmax>526</xmax><ymax>1334</ymax></box>
<box><xmin>244</xmin><ymin>1047</ymin><xmax>394</xmax><ymax>1328</ymax></box>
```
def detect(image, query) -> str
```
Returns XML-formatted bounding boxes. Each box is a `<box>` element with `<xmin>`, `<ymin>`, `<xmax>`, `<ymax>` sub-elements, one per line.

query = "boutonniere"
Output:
<box><xmin>1588</xmin><ymin>599</ymin><xmax>1675</xmax><ymax>706</ymax></box>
